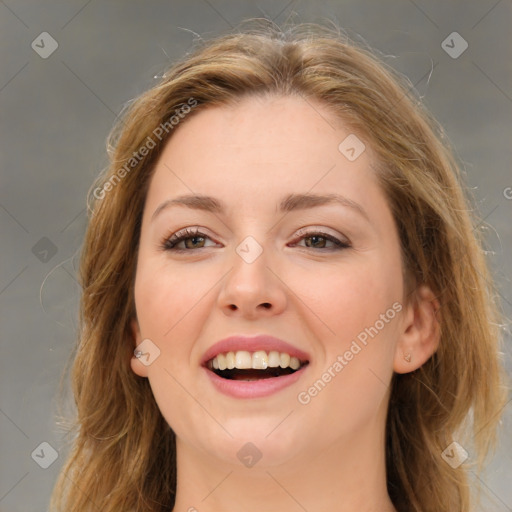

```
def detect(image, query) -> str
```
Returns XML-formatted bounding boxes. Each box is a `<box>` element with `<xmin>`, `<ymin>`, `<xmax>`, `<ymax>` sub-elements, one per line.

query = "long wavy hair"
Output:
<box><xmin>50</xmin><ymin>19</ymin><xmax>509</xmax><ymax>512</ymax></box>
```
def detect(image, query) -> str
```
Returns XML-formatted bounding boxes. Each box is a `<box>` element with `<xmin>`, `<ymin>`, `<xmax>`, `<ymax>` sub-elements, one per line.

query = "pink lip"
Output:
<box><xmin>200</xmin><ymin>334</ymin><xmax>311</xmax><ymax>399</ymax></box>
<box><xmin>202</xmin><ymin>364</ymin><xmax>309</xmax><ymax>399</ymax></box>
<box><xmin>200</xmin><ymin>335</ymin><xmax>311</xmax><ymax>366</ymax></box>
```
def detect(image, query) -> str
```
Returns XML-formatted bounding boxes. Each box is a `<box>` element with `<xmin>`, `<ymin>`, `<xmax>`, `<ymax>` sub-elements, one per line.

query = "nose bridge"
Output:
<box><xmin>228</xmin><ymin>210</ymin><xmax>273</xmax><ymax>266</ymax></box>
<box><xmin>235</xmin><ymin>234</ymin><xmax>266</xmax><ymax>266</ymax></box>
<box><xmin>229</xmin><ymin>233</ymin><xmax>270</xmax><ymax>291</ymax></box>
<box><xmin>217</xmin><ymin>232</ymin><xmax>286</xmax><ymax>315</ymax></box>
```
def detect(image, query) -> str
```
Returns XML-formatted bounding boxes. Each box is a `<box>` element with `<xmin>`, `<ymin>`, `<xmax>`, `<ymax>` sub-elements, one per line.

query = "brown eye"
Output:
<box><xmin>292</xmin><ymin>230</ymin><xmax>351</xmax><ymax>251</ymax></box>
<box><xmin>162</xmin><ymin>228</ymin><xmax>216</xmax><ymax>252</ymax></box>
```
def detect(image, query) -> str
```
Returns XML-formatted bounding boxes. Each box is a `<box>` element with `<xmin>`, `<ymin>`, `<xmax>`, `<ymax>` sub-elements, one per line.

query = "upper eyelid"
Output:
<box><xmin>294</xmin><ymin>226</ymin><xmax>350</xmax><ymax>242</ymax></box>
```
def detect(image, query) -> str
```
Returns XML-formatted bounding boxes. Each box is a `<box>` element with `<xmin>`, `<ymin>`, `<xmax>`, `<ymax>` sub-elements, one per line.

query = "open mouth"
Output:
<box><xmin>206</xmin><ymin>350</ymin><xmax>309</xmax><ymax>381</ymax></box>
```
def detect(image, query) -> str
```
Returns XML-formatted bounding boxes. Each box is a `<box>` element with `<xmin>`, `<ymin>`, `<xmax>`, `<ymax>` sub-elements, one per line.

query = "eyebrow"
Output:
<box><xmin>151</xmin><ymin>192</ymin><xmax>369</xmax><ymax>222</ymax></box>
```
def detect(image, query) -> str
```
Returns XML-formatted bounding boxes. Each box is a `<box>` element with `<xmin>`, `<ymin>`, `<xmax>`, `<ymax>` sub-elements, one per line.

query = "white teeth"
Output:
<box><xmin>225</xmin><ymin>351</ymin><xmax>235</xmax><ymax>369</ymax></box>
<box><xmin>279</xmin><ymin>353</ymin><xmax>290</xmax><ymax>368</ymax></box>
<box><xmin>252</xmin><ymin>351</ymin><xmax>268</xmax><ymax>370</ymax></box>
<box><xmin>217</xmin><ymin>353</ymin><xmax>227</xmax><ymax>371</ymax></box>
<box><xmin>208</xmin><ymin>350</ymin><xmax>305</xmax><ymax>372</ymax></box>
<box><xmin>235</xmin><ymin>351</ymin><xmax>252</xmax><ymax>369</ymax></box>
<box><xmin>268</xmin><ymin>351</ymin><xmax>280</xmax><ymax>368</ymax></box>
<box><xmin>289</xmin><ymin>356</ymin><xmax>300</xmax><ymax>370</ymax></box>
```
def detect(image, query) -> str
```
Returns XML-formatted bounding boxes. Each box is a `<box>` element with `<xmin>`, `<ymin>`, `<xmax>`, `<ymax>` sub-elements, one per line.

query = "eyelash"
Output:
<box><xmin>160</xmin><ymin>227</ymin><xmax>351</xmax><ymax>253</ymax></box>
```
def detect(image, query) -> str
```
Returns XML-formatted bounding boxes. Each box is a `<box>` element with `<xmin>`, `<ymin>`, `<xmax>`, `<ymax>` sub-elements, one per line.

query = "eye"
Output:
<box><xmin>160</xmin><ymin>227</ymin><xmax>217</xmax><ymax>252</ymax></box>
<box><xmin>290</xmin><ymin>228</ymin><xmax>351</xmax><ymax>251</ymax></box>
<box><xmin>160</xmin><ymin>227</ymin><xmax>351</xmax><ymax>253</ymax></box>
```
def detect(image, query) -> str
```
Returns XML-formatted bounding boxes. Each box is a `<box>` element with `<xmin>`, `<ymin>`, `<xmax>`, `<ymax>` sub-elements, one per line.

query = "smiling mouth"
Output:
<box><xmin>206</xmin><ymin>350</ymin><xmax>309</xmax><ymax>381</ymax></box>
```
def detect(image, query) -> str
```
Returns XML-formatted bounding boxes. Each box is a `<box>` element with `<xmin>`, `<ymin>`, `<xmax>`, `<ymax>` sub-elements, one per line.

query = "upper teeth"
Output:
<box><xmin>209</xmin><ymin>351</ymin><xmax>302</xmax><ymax>371</ymax></box>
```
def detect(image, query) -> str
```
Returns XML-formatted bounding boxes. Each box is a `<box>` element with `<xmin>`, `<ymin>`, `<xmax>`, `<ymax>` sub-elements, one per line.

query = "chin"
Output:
<box><xmin>189</xmin><ymin>421</ymin><xmax>305</xmax><ymax>469</ymax></box>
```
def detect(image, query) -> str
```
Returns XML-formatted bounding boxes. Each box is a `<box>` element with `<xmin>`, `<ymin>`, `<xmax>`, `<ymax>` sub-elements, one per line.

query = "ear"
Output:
<box><xmin>130</xmin><ymin>317</ymin><xmax>148</xmax><ymax>378</ymax></box>
<box><xmin>393</xmin><ymin>284</ymin><xmax>441</xmax><ymax>374</ymax></box>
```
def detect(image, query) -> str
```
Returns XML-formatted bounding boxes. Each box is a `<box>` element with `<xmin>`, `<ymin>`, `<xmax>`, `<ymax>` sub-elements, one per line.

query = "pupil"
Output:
<box><xmin>186</xmin><ymin>236</ymin><xmax>204</xmax><ymax>249</ymax></box>
<box><xmin>307</xmin><ymin>235</ymin><xmax>325</xmax><ymax>248</ymax></box>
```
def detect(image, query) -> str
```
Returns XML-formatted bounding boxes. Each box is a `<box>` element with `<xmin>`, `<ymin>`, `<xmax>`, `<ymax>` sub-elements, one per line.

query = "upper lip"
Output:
<box><xmin>201</xmin><ymin>335</ymin><xmax>311</xmax><ymax>366</ymax></box>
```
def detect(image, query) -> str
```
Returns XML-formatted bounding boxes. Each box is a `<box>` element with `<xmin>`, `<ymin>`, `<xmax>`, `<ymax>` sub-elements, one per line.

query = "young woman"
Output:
<box><xmin>50</xmin><ymin>20</ymin><xmax>508</xmax><ymax>512</ymax></box>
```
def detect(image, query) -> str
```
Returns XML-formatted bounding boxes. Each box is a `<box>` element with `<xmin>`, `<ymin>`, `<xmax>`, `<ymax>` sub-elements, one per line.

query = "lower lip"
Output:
<box><xmin>203</xmin><ymin>365</ymin><xmax>309</xmax><ymax>399</ymax></box>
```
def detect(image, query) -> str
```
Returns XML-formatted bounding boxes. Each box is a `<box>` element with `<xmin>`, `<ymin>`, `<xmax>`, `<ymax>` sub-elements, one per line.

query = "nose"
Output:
<box><xmin>217</xmin><ymin>240</ymin><xmax>287</xmax><ymax>319</ymax></box>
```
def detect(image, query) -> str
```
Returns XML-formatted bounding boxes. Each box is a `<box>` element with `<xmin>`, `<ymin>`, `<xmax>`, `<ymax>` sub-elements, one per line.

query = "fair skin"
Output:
<box><xmin>130</xmin><ymin>95</ymin><xmax>440</xmax><ymax>512</ymax></box>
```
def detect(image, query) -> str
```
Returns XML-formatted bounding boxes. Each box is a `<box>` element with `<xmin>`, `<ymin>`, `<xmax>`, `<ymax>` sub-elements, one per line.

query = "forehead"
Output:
<box><xmin>145</xmin><ymin>95</ymin><xmax>383</xmax><ymax>219</ymax></box>
<box><xmin>163</xmin><ymin>94</ymin><xmax>353</xmax><ymax>161</ymax></box>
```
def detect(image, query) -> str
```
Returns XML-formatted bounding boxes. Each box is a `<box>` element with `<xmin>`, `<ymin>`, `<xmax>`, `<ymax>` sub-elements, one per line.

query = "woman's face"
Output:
<box><xmin>131</xmin><ymin>95</ymin><xmax>407</xmax><ymax>467</ymax></box>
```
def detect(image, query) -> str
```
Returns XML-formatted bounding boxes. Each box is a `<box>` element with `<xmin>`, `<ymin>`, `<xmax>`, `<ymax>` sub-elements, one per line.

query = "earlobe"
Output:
<box><xmin>393</xmin><ymin>285</ymin><xmax>441</xmax><ymax>374</ymax></box>
<box><xmin>129</xmin><ymin>318</ymin><xmax>148</xmax><ymax>378</ymax></box>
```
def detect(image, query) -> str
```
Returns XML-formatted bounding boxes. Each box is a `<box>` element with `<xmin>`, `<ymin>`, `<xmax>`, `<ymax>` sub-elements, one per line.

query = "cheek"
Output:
<box><xmin>290</xmin><ymin>250</ymin><xmax>402</xmax><ymax>404</ymax></box>
<box><xmin>289</xmin><ymin>253</ymin><xmax>402</xmax><ymax>349</ymax></box>
<box><xmin>133</xmin><ymin>261</ymin><xmax>215</xmax><ymax>434</ymax></box>
<box><xmin>133</xmin><ymin>259</ymin><xmax>208</xmax><ymax>394</ymax></box>
<box><xmin>134</xmin><ymin>257</ymin><xmax>210</xmax><ymax>340</ymax></box>
<box><xmin>296</xmin><ymin>251</ymin><xmax>402</xmax><ymax>420</ymax></box>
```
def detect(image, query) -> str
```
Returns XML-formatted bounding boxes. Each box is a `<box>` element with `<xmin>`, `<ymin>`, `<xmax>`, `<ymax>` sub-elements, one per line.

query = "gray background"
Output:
<box><xmin>1</xmin><ymin>1</ymin><xmax>511</xmax><ymax>510</ymax></box>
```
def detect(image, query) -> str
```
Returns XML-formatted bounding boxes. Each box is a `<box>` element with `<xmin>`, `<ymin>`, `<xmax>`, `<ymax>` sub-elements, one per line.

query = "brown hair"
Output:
<box><xmin>50</xmin><ymin>19</ymin><xmax>509</xmax><ymax>512</ymax></box>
